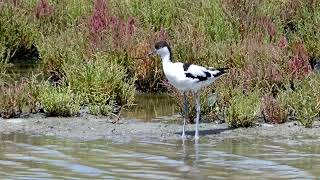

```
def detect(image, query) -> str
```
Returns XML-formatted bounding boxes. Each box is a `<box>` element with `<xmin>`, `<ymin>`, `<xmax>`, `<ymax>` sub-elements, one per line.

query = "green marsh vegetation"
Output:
<box><xmin>0</xmin><ymin>0</ymin><xmax>319</xmax><ymax>128</ymax></box>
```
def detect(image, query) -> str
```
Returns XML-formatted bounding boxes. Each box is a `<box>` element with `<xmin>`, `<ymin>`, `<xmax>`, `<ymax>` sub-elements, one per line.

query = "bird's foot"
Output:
<box><xmin>194</xmin><ymin>131</ymin><xmax>199</xmax><ymax>140</ymax></box>
<box><xmin>194</xmin><ymin>135</ymin><xmax>199</xmax><ymax>140</ymax></box>
<box><xmin>181</xmin><ymin>133</ymin><xmax>186</xmax><ymax>139</ymax></box>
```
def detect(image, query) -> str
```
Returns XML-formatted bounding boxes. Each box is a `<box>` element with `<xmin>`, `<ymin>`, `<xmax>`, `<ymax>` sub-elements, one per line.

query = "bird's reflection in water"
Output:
<box><xmin>181</xmin><ymin>138</ymin><xmax>200</xmax><ymax>162</ymax></box>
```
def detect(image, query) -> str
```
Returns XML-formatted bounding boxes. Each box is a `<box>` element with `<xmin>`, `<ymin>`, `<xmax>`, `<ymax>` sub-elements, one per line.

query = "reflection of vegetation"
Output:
<box><xmin>0</xmin><ymin>0</ymin><xmax>319</xmax><ymax>128</ymax></box>
<box><xmin>123</xmin><ymin>94</ymin><xmax>176</xmax><ymax>121</ymax></box>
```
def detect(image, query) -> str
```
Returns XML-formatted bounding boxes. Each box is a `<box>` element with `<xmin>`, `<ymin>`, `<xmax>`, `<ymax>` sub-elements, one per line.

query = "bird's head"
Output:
<box><xmin>149</xmin><ymin>41</ymin><xmax>172</xmax><ymax>60</ymax></box>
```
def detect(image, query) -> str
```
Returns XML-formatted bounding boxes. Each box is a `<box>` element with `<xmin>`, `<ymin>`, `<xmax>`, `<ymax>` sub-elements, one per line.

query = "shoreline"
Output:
<box><xmin>0</xmin><ymin>114</ymin><xmax>319</xmax><ymax>142</ymax></box>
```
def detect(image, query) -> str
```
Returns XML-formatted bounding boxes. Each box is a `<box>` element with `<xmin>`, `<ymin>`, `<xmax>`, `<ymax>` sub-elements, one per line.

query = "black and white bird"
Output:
<box><xmin>150</xmin><ymin>41</ymin><xmax>228</xmax><ymax>139</ymax></box>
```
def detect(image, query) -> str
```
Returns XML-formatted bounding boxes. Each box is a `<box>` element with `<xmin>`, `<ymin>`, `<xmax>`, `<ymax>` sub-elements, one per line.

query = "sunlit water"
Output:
<box><xmin>0</xmin><ymin>133</ymin><xmax>319</xmax><ymax>179</ymax></box>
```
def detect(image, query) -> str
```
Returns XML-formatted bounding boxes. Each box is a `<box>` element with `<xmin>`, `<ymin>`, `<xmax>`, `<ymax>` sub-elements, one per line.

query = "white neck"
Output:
<box><xmin>160</xmin><ymin>54</ymin><xmax>171</xmax><ymax>64</ymax></box>
<box><xmin>157</xmin><ymin>47</ymin><xmax>172</xmax><ymax>64</ymax></box>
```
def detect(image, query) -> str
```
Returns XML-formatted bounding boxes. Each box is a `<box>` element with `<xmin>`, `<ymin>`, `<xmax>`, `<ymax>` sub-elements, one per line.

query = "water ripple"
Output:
<box><xmin>0</xmin><ymin>133</ymin><xmax>319</xmax><ymax>179</ymax></box>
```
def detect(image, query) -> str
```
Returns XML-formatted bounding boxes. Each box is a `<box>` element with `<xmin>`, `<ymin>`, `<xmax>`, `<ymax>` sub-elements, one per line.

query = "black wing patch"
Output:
<box><xmin>185</xmin><ymin>71</ymin><xmax>211</xmax><ymax>81</ymax></box>
<box><xmin>204</xmin><ymin>71</ymin><xmax>212</xmax><ymax>78</ymax></box>
<box><xmin>211</xmin><ymin>68</ymin><xmax>228</xmax><ymax>77</ymax></box>
<box><xmin>183</xmin><ymin>63</ymin><xmax>191</xmax><ymax>71</ymax></box>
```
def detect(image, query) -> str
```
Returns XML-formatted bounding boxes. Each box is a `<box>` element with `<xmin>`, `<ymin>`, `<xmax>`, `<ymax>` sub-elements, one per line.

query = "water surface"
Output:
<box><xmin>123</xmin><ymin>93</ymin><xmax>178</xmax><ymax>122</ymax></box>
<box><xmin>0</xmin><ymin>133</ymin><xmax>319</xmax><ymax>179</ymax></box>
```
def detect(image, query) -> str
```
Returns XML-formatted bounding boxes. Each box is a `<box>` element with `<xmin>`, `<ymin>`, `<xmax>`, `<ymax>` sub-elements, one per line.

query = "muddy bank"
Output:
<box><xmin>0</xmin><ymin>114</ymin><xmax>319</xmax><ymax>142</ymax></box>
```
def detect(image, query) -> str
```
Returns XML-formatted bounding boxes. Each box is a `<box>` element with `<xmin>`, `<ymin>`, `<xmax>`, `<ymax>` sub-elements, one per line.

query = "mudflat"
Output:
<box><xmin>0</xmin><ymin>114</ymin><xmax>319</xmax><ymax>142</ymax></box>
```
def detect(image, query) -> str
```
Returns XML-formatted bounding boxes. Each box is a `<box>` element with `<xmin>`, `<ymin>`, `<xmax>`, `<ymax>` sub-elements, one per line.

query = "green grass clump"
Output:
<box><xmin>0</xmin><ymin>80</ymin><xmax>29</xmax><ymax>118</ymax></box>
<box><xmin>226</xmin><ymin>89</ymin><xmax>261</xmax><ymax>128</ymax></box>
<box><xmin>34</xmin><ymin>0</ymin><xmax>92</xmax><ymax>35</ymax></box>
<box><xmin>64</xmin><ymin>53</ymin><xmax>135</xmax><ymax>115</ymax></box>
<box><xmin>38</xmin><ymin>84</ymin><xmax>81</xmax><ymax>117</ymax></box>
<box><xmin>0</xmin><ymin>74</ymin><xmax>43</xmax><ymax>118</ymax></box>
<box><xmin>0</xmin><ymin>5</ymin><xmax>37</xmax><ymax>62</ymax></box>
<box><xmin>88</xmin><ymin>103</ymin><xmax>114</xmax><ymax>116</ymax></box>
<box><xmin>282</xmin><ymin>75</ymin><xmax>320</xmax><ymax>128</ymax></box>
<box><xmin>36</xmin><ymin>28</ymin><xmax>84</xmax><ymax>82</ymax></box>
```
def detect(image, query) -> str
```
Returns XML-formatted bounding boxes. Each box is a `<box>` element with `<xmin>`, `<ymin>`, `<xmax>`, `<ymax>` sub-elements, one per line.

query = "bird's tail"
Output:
<box><xmin>208</xmin><ymin>67</ymin><xmax>229</xmax><ymax>78</ymax></box>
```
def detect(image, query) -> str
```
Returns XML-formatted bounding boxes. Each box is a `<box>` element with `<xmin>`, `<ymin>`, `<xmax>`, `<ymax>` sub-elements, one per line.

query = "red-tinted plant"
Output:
<box><xmin>35</xmin><ymin>0</ymin><xmax>54</xmax><ymax>19</ymax></box>
<box><xmin>288</xmin><ymin>43</ymin><xmax>311</xmax><ymax>80</ymax></box>
<box><xmin>87</xmin><ymin>0</ymin><xmax>136</xmax><ymax>51</ymax></box>
<box><xmin>0</xmin><ymin>80</ymin><xmax>29</xmax><ymax>118</ymax></box>
<box><xmin>262</xmin><ymin>95</ymin><xmax>287</xmax><ymax>124</ymax></box>
<box><xmin>265</xmin><ymin>63</ymin><xmax>283</xmax><ymax>85</ymax></box>
<box><xmin>278</xmin><ymin>36</ymin><xmax>288</xmax><ymax>49</ymax></box>
<box><xmin>222</xmin><ymin>0</ymin><xmax>262</xmax><ymax>40</ymax></box>
<box><xmin>154</xmin><ymin>26</ymin><xmax>168</xmax><ymax>43</ymax></box>
<box><xmin>281</xmin><ymin>0</ymin><xmax>301</xmax><ymax>22</ymax></box>
<box><xmin>131</xmin><ymin>27</ymin><xmax>169</xmax><ymax>92</ymax></box>
<box><xmin>109</xmin><ymin>16</ymin><xmax>136</xmax><ymax>49</ymax></box>
<box><xmin>242</xmin><ymin>64</ymin><xmax>257</xmax><ymax>92</ymax></box>
<box><xmin>257</xmin><ymin>16</ymin><xmax>276</xmax><ymax>40</ymax></box>
<box><xmin>12</xmin><ymin>0</ymin><xmax>20</xmax><ymax>7</ymax></box>
<box><xmin>89</xmin><ymin>0</ymin><xmax>108</xmax><ymax>33</ymax></box>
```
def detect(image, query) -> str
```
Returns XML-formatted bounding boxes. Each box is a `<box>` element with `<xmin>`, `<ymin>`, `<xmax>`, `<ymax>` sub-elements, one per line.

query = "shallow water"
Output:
<box><xmin>123</xmin><ymin>93</ymin><xmax>178</xmax><ymax>122</ymax></box>
<box><xmin>0</xmin><ymin>133</ymin><xmax>319</xmax><ymax>179</ymax></box>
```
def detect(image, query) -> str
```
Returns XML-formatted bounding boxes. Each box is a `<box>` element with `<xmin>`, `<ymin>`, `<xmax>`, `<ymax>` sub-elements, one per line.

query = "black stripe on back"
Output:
<box><xmin>204</xmin><ymin>71</ymin><xmax>211</xmax><ymax>78</ymax></box>
<box><xmin>212</xmin><ymin>68</ymin><xmax>228</xmax><ymax>77</ymax></box>
<box><xmin>183</xmin><ymin>63</ymin><xmax>191</xmax><ymax>71</ymax></box>
<box><xmin>185</xmin><ymin>71</ymin><xmax>210</xmax><ymax>82</ymax></box>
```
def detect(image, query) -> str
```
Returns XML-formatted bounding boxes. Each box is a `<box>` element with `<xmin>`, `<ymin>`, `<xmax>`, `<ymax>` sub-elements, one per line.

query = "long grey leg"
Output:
<box><xmin>194</xmin><ymin>91</ymin><xmax>200</xmax><ymax>139</ymax></box>
<box><xmin>182</xmin><ymin>91</ymin><xmax>188</xmax><ymax>138</ymax></box>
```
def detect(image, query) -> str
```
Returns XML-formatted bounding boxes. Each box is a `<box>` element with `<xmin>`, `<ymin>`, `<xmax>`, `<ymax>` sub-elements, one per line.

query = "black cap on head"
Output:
<box><xmin>155</xmin><ymin>41</ymin><xmax>170</xmax><ymax>50</ymax></box>
<box><xmin>154</xmin><ymin>41</ymin><xmax>172</xmax><ymax>59</ymax></box>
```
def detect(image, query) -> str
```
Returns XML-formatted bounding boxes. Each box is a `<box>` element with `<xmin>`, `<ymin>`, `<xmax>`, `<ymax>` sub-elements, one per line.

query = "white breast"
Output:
<box><xmin>163</xmin><ymin>62</ymin><xmax>198</xmax><ymax>91</ymax></box>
